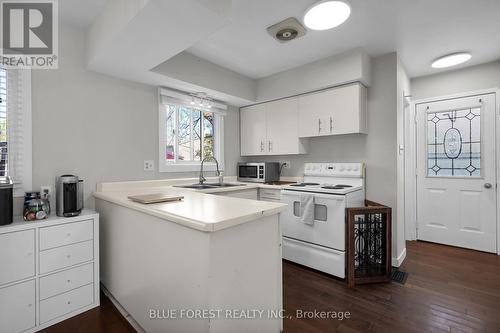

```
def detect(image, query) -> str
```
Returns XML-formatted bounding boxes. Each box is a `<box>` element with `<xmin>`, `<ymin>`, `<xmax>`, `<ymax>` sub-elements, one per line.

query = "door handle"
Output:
<box><xmin>318</xmin><ymin>119</ymin><xmax>322</xmax><ymax>133</ymax></box>
<box><xmin>484</xmin><ymin>183</ymin><xmax>492</xmax><ymax>189</ymax></box>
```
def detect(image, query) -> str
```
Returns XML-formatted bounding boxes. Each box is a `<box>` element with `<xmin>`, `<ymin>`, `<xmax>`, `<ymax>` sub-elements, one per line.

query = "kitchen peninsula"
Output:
<box><xmin>93</xmin><ymin>177</ymin><xmax>287</xmax><ymax>333</ymax></box>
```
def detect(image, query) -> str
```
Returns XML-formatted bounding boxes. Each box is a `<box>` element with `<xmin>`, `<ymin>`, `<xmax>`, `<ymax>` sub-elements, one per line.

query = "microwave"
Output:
<box><xmin>237</xmin><ymin>162</ymin><xmax>280</xmax><ymax>183</ymax></box>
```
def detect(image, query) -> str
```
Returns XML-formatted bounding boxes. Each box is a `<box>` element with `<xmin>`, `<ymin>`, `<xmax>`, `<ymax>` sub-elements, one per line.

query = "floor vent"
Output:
<box><xmin>391</xmin><ymin>269</ymin><xmax>408</xmax><ymax>284</ymax></box>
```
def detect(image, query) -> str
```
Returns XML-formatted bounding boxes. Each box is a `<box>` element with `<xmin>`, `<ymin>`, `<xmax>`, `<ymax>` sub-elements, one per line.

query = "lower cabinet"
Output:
<box><xmin>216</xmin><ymin>188</ymin><xmax>259</xmax><ymax>200</ymax></box>
<box><xmin>0</xmin><ymin>210</ymin><xmax>99</xmax><ymax>333</ymax></box>
<box><xmin>0</xmin><ymin>280</ymin><xmax>36</xmax><ymax>333</ymax></box>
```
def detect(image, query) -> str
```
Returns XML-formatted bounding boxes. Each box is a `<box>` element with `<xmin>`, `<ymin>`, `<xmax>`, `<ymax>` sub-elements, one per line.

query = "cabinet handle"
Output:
<box><xmin>260</xmin><ymin>141</ymin><xmax>264</xmax><ymax>152</ymax></box>
<box><xmin>318</xmin><ymin>119</ymin><xmax>322</xmax><ymax>133</ymax></box>
<box><xmin>269</xmin><ymin>141</ymin><xmax>272</xmax><ymax>152</ymax></box>
<box><xmin>330</xmin><ymin>117</ymin><xmax>333</xmax><ymax>132</ymax></box>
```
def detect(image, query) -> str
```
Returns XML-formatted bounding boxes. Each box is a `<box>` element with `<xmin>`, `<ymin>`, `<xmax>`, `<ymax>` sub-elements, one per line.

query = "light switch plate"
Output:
<box><xmin>144</xmin><ymin>160</ymin><xmax>155</xmax><ymax>171</ymax></box>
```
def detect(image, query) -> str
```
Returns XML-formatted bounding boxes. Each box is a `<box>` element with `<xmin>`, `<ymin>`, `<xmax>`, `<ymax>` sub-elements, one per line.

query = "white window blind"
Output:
<box><xmin>1</xmin><ymin>67</ymin><xmax>32</xmax><ymax>195</ymax></box>
<box><xmin>0</xmin><ymin>69</ymin><xmax>7</xmax><ymax>177</ymax></box>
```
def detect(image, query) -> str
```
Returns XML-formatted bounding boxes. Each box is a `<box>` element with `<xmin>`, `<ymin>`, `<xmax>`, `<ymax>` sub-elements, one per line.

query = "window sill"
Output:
<box><xmin>159</xmin><ymin>163</ymin><xmax>222</xmax><ymax>173</ymax></box>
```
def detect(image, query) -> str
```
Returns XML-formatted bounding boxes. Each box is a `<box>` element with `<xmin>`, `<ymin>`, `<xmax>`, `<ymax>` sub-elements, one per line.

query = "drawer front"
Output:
<box><xmin>259</xmin><ymin>188</ymin><xmax>281</xmax><ymax>200</ymax></box>
<box><xmin>0</xmin><ymin>279</ymin><xmax>36</xmax><ymax>333</ymax></box>
<box><xmin>0</xmin><ymin>230</ymin><xmax>35</xmax><ymax>285</ymax></box>
<box><xmin>40</xmin><ymin>263</ymin><xmax>94</xmax><ymax>300</ymax></box>
<box><xmin>40</xmin><ymin>219</ymin><xmax>93</xmax><ymax>250</ymax></box>
<box><xmin>40</xmin><ymin>240</ymin><xmax>93</xmax><ymax>274</ymax></box>
<box><xmin>40</xmin><ymin>283</ymin><xmax>94</xmax><ymax>324</ymax></box>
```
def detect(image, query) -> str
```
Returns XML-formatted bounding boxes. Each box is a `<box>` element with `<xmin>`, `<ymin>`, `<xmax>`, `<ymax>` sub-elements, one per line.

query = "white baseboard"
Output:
<box><xmin>392</xmin><ymin>247</ymin><xmax>407</xmax><ymax>267</ymax></box>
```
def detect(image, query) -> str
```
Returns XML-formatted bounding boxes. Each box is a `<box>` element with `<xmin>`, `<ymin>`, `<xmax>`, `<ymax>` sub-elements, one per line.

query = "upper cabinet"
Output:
<box><xmin>240</xmin><ymin>104</ymin><xmax>267</xmax><ymax>156</ymax></box>
<box><xmin>240</xmin><ymin>98</ymin><xmax>308</xmax><ymax>156</ymax></box>
<box><xmin>240</xmin><ymin>82</ymin><xmax>367</xmax><ymax>156</ymax></box>
<box><xmin>298</xmin><ymin>83</ymin><xmax>367</xmax><ymax>138</ymax></box>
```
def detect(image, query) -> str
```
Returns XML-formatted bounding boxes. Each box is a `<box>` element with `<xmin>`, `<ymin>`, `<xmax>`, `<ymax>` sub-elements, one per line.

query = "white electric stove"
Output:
<box><xmin>280</xmin><ymin>162</ymin><xmax>365</xmax><ymax>278</ymax></box>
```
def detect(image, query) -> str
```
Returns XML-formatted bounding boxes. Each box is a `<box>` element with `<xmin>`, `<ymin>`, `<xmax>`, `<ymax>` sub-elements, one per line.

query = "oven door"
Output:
<box><xmin>281</xmin><ymin>190</ymin><xmax>346</xmax><ymax>251</ymax></box>
<box><xmin>237</xmin><ymin>164</ymin><xmax>262</xmax><ymax>182</ymax></box>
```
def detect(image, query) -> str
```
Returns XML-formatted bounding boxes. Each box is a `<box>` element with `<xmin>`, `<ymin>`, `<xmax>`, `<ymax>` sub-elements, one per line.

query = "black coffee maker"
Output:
<box><xmin>56</xmin><ymin>175</ymin><xmax>83</xmax><ymax>217</ymax></box>
<box><xmin>0</xmin><ymin>176</ymin><xmax>13</xmax><ymax>225</ymax></box>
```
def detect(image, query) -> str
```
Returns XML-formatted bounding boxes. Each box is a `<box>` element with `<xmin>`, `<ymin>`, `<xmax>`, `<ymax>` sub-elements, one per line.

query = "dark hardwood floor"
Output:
<box><xmin>41</xmin><ymin>241</ymin><xmax>500</xmax><ymax>333</ymax></box>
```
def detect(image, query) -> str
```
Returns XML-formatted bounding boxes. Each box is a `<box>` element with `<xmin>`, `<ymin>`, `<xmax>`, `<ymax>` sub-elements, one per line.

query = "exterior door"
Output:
<box><xmin>416</xmin><ymin>93</ymin><xmax>497</xmax><ymax>252</ymax></box>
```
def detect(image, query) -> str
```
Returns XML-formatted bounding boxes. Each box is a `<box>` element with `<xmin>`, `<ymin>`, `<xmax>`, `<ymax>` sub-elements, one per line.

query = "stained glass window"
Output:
<box><xmin>427</xmin><ymin>107</ymin><xmax>481</xmax><ymax>177</ymax></box>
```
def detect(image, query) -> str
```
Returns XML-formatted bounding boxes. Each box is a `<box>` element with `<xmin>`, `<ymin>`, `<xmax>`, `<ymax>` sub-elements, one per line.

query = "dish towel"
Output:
<box><xmin>300</xmin><ymin>193</ymin><xmax>315</xmax><ymax>225</ymax></box>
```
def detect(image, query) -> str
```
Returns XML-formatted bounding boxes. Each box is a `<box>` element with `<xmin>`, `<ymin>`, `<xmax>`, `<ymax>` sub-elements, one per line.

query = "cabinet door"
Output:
<box><xmin>298</xmin><ymin>91</ymin><xmax>328</xmax><ymax>137</ymax></box>
<box><xmin>240</xmin><ymin>104</ymin><xmax>267</xmax><ymax>156</ymax></box>
<box><xmin>0</xmin><ymin>280</ymin><xmax>36</xmax><ymax>333</ymax></box>
<box><xmin>298</xmin><ymin>83</ymin><xmax>366</xmax><ymax>137</ymax></box>
<box><xmin>266</xmin><ymin>98</ymin><xmax>303</xmax><ymax>154</ymax></box>
<box><xmin>329</xmin><ymin>83</ymin><xmax>365</xmax><ymax>135</ymax></box>
<box><xmin>0</xmin><ymin>230</ymin><xmax>35</xmax><ymax>285</ymax></box>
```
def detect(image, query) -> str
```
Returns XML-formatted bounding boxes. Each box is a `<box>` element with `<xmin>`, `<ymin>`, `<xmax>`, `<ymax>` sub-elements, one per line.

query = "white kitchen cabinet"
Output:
<box><xmin>240</xmin><ymin>97</ymin><xmax>308</xmax><ymax>156</ymax></box>
<box><xmin>0</xmin><ymin>230</ymin><xmax>35</xmax><ymax>285</ymax></box>
<box><xmin>298</xmin><ymin>83</ymin><xmax>367</xmax><ymax>137</ymax></box>
<box><xmin>216</xmin><ymin>188</ymin><xmax>258</xmax><ymax>200</ymax></box>
<box><xmin>0</xmin><ymin>210</ymin><xmax>99</xmax><ymax>333</ymax></box>
<box><xmin>259</xmin><ymin>188</ymin><xmax>282</xmax><ymax>202</ymax></box>
<box><xmin>0</xmin><ymin>280</ymin><xmax>36</xmax><ymax>333</ymax></box>
<box><xmin>240</xmin><ymin>103</ymin><xmax>267</xmax><ymax>156</ymax></box>
<box><xmin>266</xmin><ymin>98</ymin><xmax>308</xmax><ymax>155</ymax></box>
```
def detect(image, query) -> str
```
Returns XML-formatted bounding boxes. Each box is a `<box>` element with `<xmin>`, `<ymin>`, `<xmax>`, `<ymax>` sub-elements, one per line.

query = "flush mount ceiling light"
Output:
<box><xmin>303</xmin><ymin>0</ymin><xmax>351</xmax><ymax>31</ymax></box>
<box><xmin>431</xmin><ymin>52</ymin><xmax>472</xmax><ymax>68</ymax></box>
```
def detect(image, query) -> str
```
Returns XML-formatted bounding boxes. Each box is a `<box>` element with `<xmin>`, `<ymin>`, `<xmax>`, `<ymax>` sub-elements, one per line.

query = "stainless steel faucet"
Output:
<box><xmin>199</xmin><ymin>156</ymin><xmax>221</xmax><ymax>184</ymax></box>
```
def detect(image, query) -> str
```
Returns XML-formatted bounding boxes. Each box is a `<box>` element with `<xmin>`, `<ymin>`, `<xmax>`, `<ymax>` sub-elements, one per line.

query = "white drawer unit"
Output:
<box><xmin>259</xmin><ymin>188</ymin><xmax>281</xmax><ymax>202</ymax></box>
<box><xmin>40</xmin><ymin>263</ymin><xmax>94</xmax><ymax>300</ymax></box>
<box><xmin>216</xmin><ymin>188</ymin><xmax>258</xmax><ymax>200</ymax></box>
<box><xmin>40</xmin><ymin>219</ymin><xmax>93</xmax><ymax>250</ymax></box>
<box><xmin>0</xmin><ymin>210</ymin><xmax>99</xmax><ymax>333</ymax></box>
<box><xmin>40</xmin><ymin>240</ymin><xmax>94</xmax><ymax>274</ymax></box>
<box><xmin>0</xmin><ymin>230</ymin><xmax>35</xmax><ymax>286</ymax></box>
<box><xmin>40</xmin><ymin>283</ymin><xmax>94</xmax><ymax>324</ymax></box>
<box><xmin>0</xmin><ymin>279</ymin><xmax>36</xmax><ymax>333</ymax></box>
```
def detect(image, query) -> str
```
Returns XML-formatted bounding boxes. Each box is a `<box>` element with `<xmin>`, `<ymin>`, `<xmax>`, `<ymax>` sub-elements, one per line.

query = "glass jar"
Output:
<box><xmin>23</xmin><ymin>191</ymin><xmax>50</xmax><ymax>221</ymax></box>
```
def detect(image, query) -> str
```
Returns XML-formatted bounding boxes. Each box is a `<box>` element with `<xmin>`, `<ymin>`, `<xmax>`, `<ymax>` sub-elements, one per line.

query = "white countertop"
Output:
<box><xmin>93</xmin><ymin>177</ymin><xmax>290</xmax><ymax>232</ymax></box>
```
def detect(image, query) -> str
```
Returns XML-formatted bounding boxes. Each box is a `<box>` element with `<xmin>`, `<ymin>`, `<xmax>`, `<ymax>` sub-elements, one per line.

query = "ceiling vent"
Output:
<box><xmin>267</xmin><ymin>17</ymin><xmax>306</xmax><ymax>43</ymax></box>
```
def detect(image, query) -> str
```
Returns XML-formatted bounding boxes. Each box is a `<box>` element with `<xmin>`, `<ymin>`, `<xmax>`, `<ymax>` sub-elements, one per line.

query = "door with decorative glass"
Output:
<box><xmin>416</xmin><ymin>93</ymin><xmax>496</xmax><ymax>253</ymax></box>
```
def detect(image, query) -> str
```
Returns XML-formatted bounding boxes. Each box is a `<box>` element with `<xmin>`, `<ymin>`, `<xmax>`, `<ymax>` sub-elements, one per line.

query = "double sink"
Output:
<box><xmin>175</xmin><ymin>183</ymin><xmax>246</xmax><ymax>190</ymax></box>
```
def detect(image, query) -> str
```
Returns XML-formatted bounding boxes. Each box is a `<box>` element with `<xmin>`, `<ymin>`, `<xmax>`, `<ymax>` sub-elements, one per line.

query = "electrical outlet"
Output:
<box><xmin>282</xmin><ymin>161</ymin><xmax>291</xmax><ymax>169</ymax></box>
<box><xmin>40</xmin><ymin>185</ymin><xmax>53</xmax><ymax>198</ymax></box>
<box><xmin>144</xmin><ymin>160</ymin><xmax>155</xmax><ymax>171</ymax></box>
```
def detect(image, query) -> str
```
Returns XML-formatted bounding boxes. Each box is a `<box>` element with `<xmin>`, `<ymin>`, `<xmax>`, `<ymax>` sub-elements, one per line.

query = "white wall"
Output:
<box><xmin>411</xmin><ymin>60</ymin><xmax>500</xmax><ymax>100</ymax></box>
<box><xmin>396</xmin><ymin>57</ymin><xmax>411</xmax><ymax>263</ymax></box>
<box><xmin>24</xmin><ymin>24</ymin><xmax>239</xmax><ymax>212</ymax></box>
<box><xmin>256</xmin><ymin>48</ymin><xmax>371</xmax><ymax>102</ymax></box>
<box><xmin>243</xmin><ymin>53</ymin><xmax>403</xmax><ymax>263</ymax></box>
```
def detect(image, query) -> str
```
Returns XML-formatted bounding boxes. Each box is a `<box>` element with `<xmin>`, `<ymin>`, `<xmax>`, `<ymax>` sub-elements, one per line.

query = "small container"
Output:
<box><xmin>0</xmin><ymin>176</ymin><xmax>13</xmax><ymax>226</ymax></box>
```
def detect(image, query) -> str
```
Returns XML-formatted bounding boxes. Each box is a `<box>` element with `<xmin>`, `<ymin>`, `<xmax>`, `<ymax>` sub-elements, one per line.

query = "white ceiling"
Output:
<box><xmin>187</xmin><ymin>0</ymin><xmax>500</xmax><ymax>79</ymax></box>
<box><xmin>59</xmin><ymin>0</ymin><xmax>105</xmax><ymax>28</ymax></box>
<box><xmin>61</xmin><ymin>0</ymin><xmax>500</xmax><ymax>79</ymax></box>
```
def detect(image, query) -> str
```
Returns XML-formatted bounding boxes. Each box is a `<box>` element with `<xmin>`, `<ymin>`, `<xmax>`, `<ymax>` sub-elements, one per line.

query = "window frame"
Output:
<box><xmin>158</xmin><ymin>97</ymin><xmax>225</xmax><ymax>173</ymax></box>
